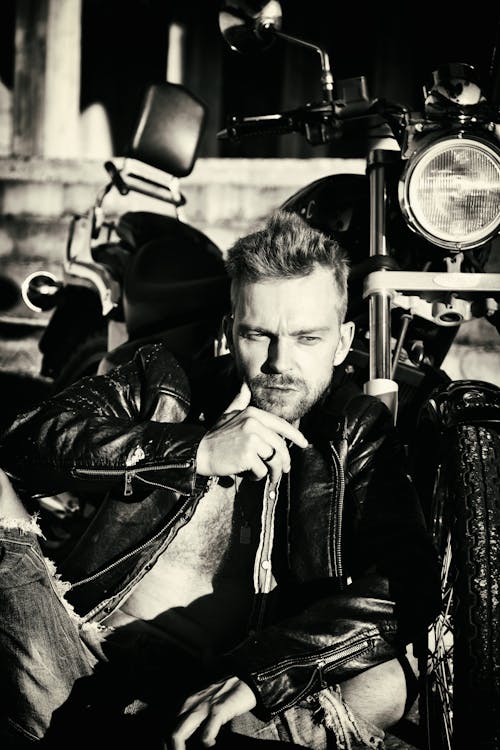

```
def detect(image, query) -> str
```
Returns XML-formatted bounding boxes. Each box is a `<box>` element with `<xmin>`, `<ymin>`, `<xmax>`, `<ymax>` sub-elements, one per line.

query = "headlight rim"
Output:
<box><xmin>399</xmin><ymin>133</ymin><xmax>500</xmax><ymax>252</ymax></box>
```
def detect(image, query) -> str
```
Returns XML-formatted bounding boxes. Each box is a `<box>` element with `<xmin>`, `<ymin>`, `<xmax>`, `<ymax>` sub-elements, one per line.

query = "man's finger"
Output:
<box><xmin>201</xmin><ymin>713</ymin><xmax>225</xmax><ymax>747</ymax></box>
<box><xmin>223</xmin><ymin>382</ymin><xmax>252</xmax><ymax>414</ymax></box>
<box><xmin>172</xmin><ymin>704</ymin><xmax>209</xmax><ymax>750</ymax></box>
<box><xmin>265</xmin><ymin>452</ymin><xmax>283</xmax><ymax>487</ymax></box>
<box><xmin>248</xmin><ymin>423</ymin><xmax>291</xmax><ymax>473</ymax></box>
<box><xmin>246</xmin><ymin>408</ymin><xmax>309</xmax><ymax>449</ymax></box>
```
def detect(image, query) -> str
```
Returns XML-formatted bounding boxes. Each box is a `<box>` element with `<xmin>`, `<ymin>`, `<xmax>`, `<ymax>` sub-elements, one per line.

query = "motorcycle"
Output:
<box><xmin>22</xmin><ymin>80</ymin><xmax>230</xmax><ymax>390</ymax></box>
<box><xmin>19</xmin><ymin>80</ymin><xmax>230</xmax><ymax>553</ymax></box>
<box><xmin>216</xmin><ymin>3</ymin><xmax>500</xmax><ymax>750</ymax></box>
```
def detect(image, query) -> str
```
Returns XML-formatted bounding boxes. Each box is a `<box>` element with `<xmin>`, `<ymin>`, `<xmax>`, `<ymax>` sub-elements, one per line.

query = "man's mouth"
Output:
<box><xmin>263</xmin><ymin>385</ymin><xmax>299</xmax><ymax>391</ymax></box>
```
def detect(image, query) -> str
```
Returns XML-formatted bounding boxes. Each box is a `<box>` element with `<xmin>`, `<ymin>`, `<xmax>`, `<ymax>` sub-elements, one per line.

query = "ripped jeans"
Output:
<box><xmin>228</xmin><ymin>688</ymin><xmax>385</xmax><ymax>749</ymax></box>
<box><xmin>0</xmin><ymin>522</ymin><xmax>385</xmax><ymax>750</ymax></box>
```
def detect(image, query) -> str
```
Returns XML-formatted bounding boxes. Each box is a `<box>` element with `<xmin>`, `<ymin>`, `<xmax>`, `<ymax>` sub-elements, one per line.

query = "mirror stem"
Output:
<box><xmin>261</xmin><ymin>24</ymin><xmax>334</xmax><ymax>102</ymax></box>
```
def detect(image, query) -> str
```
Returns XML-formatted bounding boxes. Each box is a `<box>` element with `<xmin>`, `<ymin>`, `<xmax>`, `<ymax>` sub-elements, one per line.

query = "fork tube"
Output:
<box><xmin>370</xmin><ymin>151</ymin><xmax>388</xmax><ymax>259</ymax></box>
<box><xmin>368</xmin><ymin>150</ymin><xmax>392</xmax><ymax>380</ymax></box>
<box><xmin>369</xmin><ymin>293</ymin><xmax>392</xmax><ymax>380</ymax></box>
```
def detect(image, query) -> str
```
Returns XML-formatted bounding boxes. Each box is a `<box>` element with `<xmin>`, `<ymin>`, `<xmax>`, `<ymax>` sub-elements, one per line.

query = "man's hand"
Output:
<box><xmin>171</xmin><ymin>676</ymin><xmax>257</xmax><ymax>749</ymax></box>
<box><xmin>195</xmin><ymin>383</ymin><xmax>308</xmax><ymax>485</ymax></box>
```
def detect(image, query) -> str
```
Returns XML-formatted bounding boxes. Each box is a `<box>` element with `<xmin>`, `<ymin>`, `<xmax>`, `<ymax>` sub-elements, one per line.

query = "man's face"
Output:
<box><xmin>228</xmin><ymin>266</ymin><xmax>354</xmax><ymax>423</ymax></box>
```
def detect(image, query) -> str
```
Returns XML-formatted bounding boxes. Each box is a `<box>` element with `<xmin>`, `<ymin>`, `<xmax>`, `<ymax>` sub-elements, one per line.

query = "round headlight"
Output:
<box><xmin>399</xmin><ymin>136</ymin><xmax>500</xmax><ymax>250</ymax></box>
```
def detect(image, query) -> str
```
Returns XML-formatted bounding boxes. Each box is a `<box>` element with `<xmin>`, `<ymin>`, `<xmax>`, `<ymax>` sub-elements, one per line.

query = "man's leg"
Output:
<box><xmin>0</xmin><ymin>470</ymin><xmax>97</xmax><ymax>746</ymax></box>
<box><xmin>341</xmin><ymin>656</ymin><xmax>412</xmax><ymax>729</ymax></box>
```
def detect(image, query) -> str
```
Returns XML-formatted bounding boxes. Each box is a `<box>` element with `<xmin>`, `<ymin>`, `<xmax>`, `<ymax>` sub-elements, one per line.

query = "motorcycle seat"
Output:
<box><xmin>116</xmin><ymin>211</ymin><xmax>193</xmax><ymax>251</ymax></box>
<box><xmin>123</xmin><ymin>219</ymin><xmax>229</xmax><ymax>340</ymax></box>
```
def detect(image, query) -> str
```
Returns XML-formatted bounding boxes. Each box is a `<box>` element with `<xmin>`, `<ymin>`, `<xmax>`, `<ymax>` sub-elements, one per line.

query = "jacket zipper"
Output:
<box><xmin>255</xmin><ymin>629</ymin><xmax>376</xmax><ymax>681</ymax></box>
<box><xmin>75</xmin><ymin>462</ymin><xmax>192</xmax><ymax>497</ymax></box>
<box><xmin>270</xmin><ymin>668</ymin><xmax>320</xmax><ymax>716</ymax></box>
<box><xmin>330</xmin><ymin>443</ymin><xmax>345</xmax><ymax>587</ymax></box>
<box><xmin>271</xmin><ymin>645</ymin><xmax>372</xmax><ymax>715</ymax></box>
<box><xmin>260</xmin><ymin>632</ymin><xmax>376</xmax><ymax>715</ymax></box>
<box><xmin>71</xmin><ymin>494</ymin><xmax>191</xmax><ymax>591</ymax></box>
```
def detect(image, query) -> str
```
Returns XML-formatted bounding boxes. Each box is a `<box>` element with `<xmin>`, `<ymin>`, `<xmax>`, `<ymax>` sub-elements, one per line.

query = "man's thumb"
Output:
<box><xmin>223</xmin><ymin>382</ymin><xmax>251</xmax><ymax>414</ymax></box>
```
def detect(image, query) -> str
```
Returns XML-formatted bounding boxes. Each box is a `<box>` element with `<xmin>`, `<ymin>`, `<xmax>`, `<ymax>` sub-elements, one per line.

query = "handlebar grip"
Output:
<box><xmin>218</xmin><ymin>114</ymin><xmax>295</xmax><ymax>141</ymax></box>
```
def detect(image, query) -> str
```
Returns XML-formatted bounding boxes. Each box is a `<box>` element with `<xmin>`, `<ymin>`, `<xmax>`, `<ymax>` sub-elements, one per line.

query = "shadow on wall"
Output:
<box><xmin>0</xmin><ymin>274</ymin><xmax>20</xmax><ymax>311</ymax></box>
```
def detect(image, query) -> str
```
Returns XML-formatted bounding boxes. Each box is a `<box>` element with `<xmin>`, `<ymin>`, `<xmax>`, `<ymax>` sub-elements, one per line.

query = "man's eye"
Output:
<box><xmin>299</xmin><ymin>336</ymin><xmax>321</xmax><ymax>345</ymax></box>
<box><xmin>243</xmin><ymin>331</ymin><xmax>267</xmax><ymax>341</ymax></box>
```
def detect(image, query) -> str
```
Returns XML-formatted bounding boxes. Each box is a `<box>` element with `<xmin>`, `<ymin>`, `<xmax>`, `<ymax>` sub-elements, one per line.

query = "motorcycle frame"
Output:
<box><xmin>60</xmin><ymin>162</ymin><xmax>187</xmax><ymax>318</ymax></box>
<box><xmin>64</xmin><ymin>207</ymin><xmax>119</xmax><ymax>317</ymax></box>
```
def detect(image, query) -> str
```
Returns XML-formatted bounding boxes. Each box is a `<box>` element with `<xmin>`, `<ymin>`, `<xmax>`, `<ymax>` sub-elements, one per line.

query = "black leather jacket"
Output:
<box><xmin>0</xmin><ymin>343</ymin><xmax>441</xmax><ymax>716</ymax></box>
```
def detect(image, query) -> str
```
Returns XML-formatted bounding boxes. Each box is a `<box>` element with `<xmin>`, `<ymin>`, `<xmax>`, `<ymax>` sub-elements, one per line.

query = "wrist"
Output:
<box><xmin>195</xmin><ymin>436</ymin><xmax>211</xmax><ymax>476</ymax></box>
<box><xmin>194</xmin><ymin>473</ymin><xmax>219</xmax><ymax>498</ymax></box>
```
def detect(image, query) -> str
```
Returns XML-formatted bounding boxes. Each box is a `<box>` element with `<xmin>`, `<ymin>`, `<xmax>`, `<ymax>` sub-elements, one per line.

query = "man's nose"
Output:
<box><xmin>264</xmin><ymin>338</ymin><xmax>292</xmax><ymax>373</ymax></box>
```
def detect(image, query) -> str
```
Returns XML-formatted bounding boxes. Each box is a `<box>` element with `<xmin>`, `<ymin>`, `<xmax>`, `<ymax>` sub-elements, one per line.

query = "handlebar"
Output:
<box><xmin>217</xmin><ymin>97</ymin><xmax>400</xmax><ymax>147</ymax></box>
<box><xmin>219</xmin><ymin>113</ymin><xmax>298</xmax><ymax>139</ymax></box>
<box><xmin>217</xmin><ymin>103</ymin><xmax>342</xmax><ymax>145</ymax></box>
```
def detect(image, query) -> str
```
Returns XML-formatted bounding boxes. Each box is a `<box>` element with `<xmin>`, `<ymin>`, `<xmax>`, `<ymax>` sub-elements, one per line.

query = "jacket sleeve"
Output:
<box><xmin>0</xmin><ymin>343</ymin><xmax>207</xmax><ymax>499</ymax></box>
<box><xmin>224</xmin><ymin>397</ymin><xmax>441</xmax><ymax>716</ymax></box>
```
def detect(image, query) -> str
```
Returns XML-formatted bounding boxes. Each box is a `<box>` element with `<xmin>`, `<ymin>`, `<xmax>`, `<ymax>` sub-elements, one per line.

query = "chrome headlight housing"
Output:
<box><xmin>399</xmin><ymin>135</ymin><xmax>500</xmax><ymax>251</ymax></box>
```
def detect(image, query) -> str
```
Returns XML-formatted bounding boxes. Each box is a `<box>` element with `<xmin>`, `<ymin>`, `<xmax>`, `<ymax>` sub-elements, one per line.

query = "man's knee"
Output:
<box><xmin>340</xmin><ymin>657</ymin><xmax>410</xmax><ymax>730</ymax></box>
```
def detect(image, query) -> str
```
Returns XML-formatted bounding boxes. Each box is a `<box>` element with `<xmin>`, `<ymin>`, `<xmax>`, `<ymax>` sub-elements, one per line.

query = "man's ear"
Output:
<box><xmin>222</xmin><ymin>314</ymin><xmax>234</xmax><ymax>353</ymax></box>
<box><xmin>333</xmin><ymin>321</ymin><xmax>355</xmax><ymax>366</ymax></box>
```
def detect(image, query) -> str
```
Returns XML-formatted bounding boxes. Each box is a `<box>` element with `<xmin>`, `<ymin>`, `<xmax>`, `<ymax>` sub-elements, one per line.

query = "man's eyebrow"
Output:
<box><xmin>237</xmin><ymin>324</ymin><xmax>271</xmax><ymax>334</ymax></box>
<box><xmin>290</xmin><ymin>327</ymin><xmax>330</xmax><ymax>335</ymax></box>
<box><xmin>237</xmin><ymin>324</ymin><xmax>330</xmax><ymax>336</ymax></box>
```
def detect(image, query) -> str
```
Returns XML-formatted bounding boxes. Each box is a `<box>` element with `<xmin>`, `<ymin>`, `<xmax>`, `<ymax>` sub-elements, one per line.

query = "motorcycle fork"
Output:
<box><xmin>364</xmin><ymin>149</ymin><xmax>399</xmax><ymax>421</ymax></box>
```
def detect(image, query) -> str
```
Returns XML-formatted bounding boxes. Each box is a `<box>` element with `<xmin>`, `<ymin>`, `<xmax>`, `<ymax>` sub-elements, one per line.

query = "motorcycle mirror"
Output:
<box><xmin>218</xmin><ymin>0</ymin><xmax>282</xmax><ymax>54</ymax></box>
<box><xmin>218</xmin><ymin>0</ymin><xmax>334</xmax><ymax>101</ymax></box>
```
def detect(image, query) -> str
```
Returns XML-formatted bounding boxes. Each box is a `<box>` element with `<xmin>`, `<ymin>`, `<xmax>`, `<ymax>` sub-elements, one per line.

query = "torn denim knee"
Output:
<box><xmin>315</xmin><ymin>684</ymin><xmax>385</xmax><ymax>750</ymax></box>
<box><xmin>0</xmin><ymin>512</ymin><xmax>44</xmax><ymax>536</ymax></box>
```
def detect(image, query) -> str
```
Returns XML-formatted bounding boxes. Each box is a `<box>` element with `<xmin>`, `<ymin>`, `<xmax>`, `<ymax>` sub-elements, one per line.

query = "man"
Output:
<box><xmin>0</xmin><ymin>210</ymin><xmax>440</xmax><ymax>749</ymax></box>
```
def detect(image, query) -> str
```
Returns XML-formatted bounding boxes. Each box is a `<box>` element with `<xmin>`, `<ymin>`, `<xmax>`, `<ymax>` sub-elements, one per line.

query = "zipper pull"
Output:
<box><xmin>124</xmin><ymin>470</ymin><xmax>133</xmax><ymax>496</ymax></box>
<box><xmin>124</xmin><ymin>445</ymin><xmax>145</xmax><ymax>497</ymax></box>
<box><xmin>317</xmin><ymin>659</ymin><xmax>327</xmax><ymax>688</ymax></box>
<box><xmin>339</xmin><ymin>416</ymin><xmax>348</xmax><ymax>466</ymax></box>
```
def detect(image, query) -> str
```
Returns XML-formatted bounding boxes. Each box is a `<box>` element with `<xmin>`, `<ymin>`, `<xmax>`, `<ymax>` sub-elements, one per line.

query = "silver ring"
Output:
<box><xmin>264</xmin><ymin>447</ymin><xmax>276</xmax><ymax>463</ymax></box>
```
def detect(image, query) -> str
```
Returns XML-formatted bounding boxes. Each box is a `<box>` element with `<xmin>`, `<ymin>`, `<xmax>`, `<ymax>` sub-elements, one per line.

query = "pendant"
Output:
<box><xmin>240</xmin><ymin>523</ymin><xmax>251</xmax><ymax>544</ymax></box>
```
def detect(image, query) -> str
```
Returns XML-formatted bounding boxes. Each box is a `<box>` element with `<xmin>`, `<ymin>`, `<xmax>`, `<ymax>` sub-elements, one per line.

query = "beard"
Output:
<box><xmin>248</xmin><ymin>372</ymin><xmax>331</xmax><ymax>423</ymax></box>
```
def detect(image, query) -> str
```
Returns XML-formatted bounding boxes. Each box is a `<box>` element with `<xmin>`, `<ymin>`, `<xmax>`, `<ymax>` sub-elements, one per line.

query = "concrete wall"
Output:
<box><xmin>0</xmin><ymin>155</ymin><xmax>499</xmax><ymax>386</ymax></box>
<box><xmin>0</xmin><ymin>155</ymin><xmax>366</xmax><ymax>311</ymax></box>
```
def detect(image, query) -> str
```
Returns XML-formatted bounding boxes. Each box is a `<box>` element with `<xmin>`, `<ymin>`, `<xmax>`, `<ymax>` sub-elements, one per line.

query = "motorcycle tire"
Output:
<box><xmin>53</xmin><ymin>330</ymin><xmax>108</xmax><ymax>392</ymax></box>
<box><xmin>423</xmin><ymin>423</ymin><xmax>500</xmax><ymax>750</ymax></box>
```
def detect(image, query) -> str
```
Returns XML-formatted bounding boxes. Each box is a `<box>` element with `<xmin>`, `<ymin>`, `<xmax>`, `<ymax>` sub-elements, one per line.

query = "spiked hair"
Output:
<box><xmin>226</xmin><ymin>209</ymin><xmax>349</xmax><ymax>321</ymax></box>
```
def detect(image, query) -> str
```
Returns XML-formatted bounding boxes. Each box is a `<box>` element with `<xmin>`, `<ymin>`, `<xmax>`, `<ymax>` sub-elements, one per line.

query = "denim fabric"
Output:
<box><xmin>0</xmin><ymin>525</ymin><xmax>97</xmax><ymax>746</ymax></box>
<box><xmin>228</xmin><ymin>685</ymin><xmax>385</xmax><ymax>749</ymax></box>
